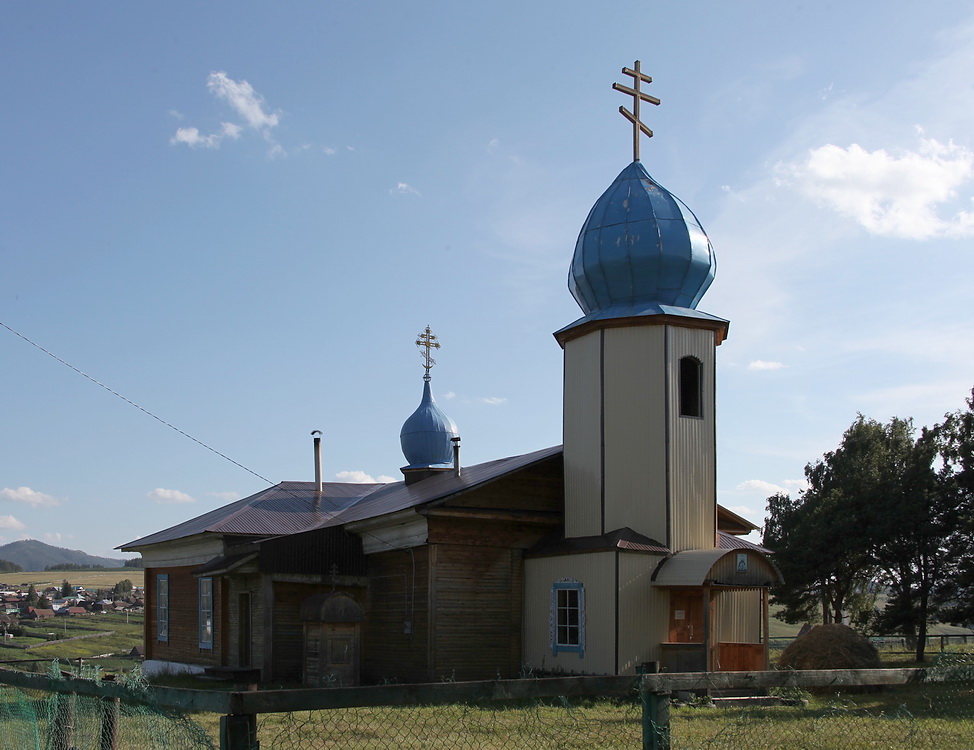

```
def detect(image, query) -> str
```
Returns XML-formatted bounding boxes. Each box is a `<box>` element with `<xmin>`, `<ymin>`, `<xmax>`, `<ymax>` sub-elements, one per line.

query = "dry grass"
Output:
<box><xmin>8</xmin><ymin>569</ymin><xmax>144</xmax><ymax>591</ymax></box>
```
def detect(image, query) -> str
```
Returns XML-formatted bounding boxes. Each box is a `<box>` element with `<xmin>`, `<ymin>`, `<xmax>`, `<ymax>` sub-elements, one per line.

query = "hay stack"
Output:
<box><xmin>777</xmin><ymin>623</ymin><xmax>881</xmax><ymax>670</ymax></box>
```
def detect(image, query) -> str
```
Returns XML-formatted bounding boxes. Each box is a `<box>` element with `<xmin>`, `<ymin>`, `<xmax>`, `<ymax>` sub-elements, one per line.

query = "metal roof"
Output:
<box><xmin>527</xmin><ymin>527</ymin><xmax>669</xmax><ymax>558</ymax></box>
<box><xmin>119</xmin><ymin>445</ymin><xmax>562</xmax><ymax>551</ymax></box>
<box><xmin>118</xmin><ymin>481</ymin><xmax>384</xmax><ymax>550</ymax></box>
<box><xmin>717</xmin><ymin>531</ymin><xmax>771</xmax><ymax>553</ymax></box>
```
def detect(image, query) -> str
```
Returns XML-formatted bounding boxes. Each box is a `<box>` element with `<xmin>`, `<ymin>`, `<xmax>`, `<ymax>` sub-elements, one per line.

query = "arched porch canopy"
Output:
<box><xmin>651</xmin><ymin>547</ymin><xmax>782</xmax><ymax>588</ymax></box>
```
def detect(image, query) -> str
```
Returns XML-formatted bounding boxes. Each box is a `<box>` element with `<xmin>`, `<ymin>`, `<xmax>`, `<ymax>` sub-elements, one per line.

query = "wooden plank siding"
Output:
<box><xmin>270</xmin><ymin>581</ymin><xmax>366</xmax><ymax>683</ymax></box>
<box><xmin>428</xmin><ymin>543</ymin><xmax>522</xmax><ymax>681</ymax></box>
<box><xmin>145</xmin><ymin>565</ymin><xmax>224</xmax><ymax>667</ymax></box>
<box><xmin>361</xmin><ymin>546</ymin><xmax>431</xmax><ymax>684</ymax></box>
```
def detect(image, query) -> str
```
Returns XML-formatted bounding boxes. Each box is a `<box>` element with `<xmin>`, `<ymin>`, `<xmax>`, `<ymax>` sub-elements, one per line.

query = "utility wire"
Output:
<box><xmin>1</xmin><ymin>320</ymin><xmax>273</xmax><ymax>485</ymax></box>
<box><xmin>2</xmin><ymin>319</ymin><xmax>410</xmax><ymax>555</ymax></box>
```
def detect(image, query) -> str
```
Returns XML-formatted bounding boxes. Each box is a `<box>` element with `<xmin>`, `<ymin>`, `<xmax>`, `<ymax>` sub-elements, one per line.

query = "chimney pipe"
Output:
<box><xmin>312</xmin><ymin>430</ymin><xmax>323</xmax><ymax>493</ymax></box>
<box><xmin>451</xmin><ymin>436</ymin><xmax>461</xmax><ymax>478</ymax></box>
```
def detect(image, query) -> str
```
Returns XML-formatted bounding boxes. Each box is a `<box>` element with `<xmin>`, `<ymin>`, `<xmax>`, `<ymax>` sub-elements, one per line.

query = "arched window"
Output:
<box><xmin>679</xmin><ymin>356</ymin><xmax>703</xmax><ymax>418</ymax></box>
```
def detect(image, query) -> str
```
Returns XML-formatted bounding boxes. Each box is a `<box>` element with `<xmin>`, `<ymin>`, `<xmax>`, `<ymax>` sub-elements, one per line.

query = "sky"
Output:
<box><xmin>3</xmin><ymin>2</ymin><xmax>974</xmax><ymax>559</ymax></box>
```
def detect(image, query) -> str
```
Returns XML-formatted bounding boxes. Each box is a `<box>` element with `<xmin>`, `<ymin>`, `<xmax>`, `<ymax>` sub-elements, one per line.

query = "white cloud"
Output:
<box><xmin>748</xmin><ymin>360</ymin><xmax>785</xmax><ymax>371</ymax></box>
<box><xmin>781</xmin><ymin>137</ymin><xmax>974</xmax><ymax>239</ymax></box>
<box><xmin>735</xmin><ymin>479</ymin><xmax>789</xmax><ymax>496</ymax></box>
<box><xmin>43</xmin><ymin>532</ymin><xmax>72</xmax><ymax>544</ymax></box>
<box><xmin>148</xmin><ymin>488</ymin><xmax>196</xmax><ymax>504</ymax></box>
<box><xmin>334</xmin><ymin>471</ymin><xmax>394</xmax><ymax>484</ymax></box>
<box><xmin>477</xmin><ymin>396</ymin><xmax>507</xmax><ymax>405</ymax></box>
<box><xmin>323</xmin><ymin>147</ymin><xmax>337</xmax><ymax>156</ymax></box>
<box><xmin>0</xmin><ymin>487</ymin><xmax>61</xmax><ymax>507</ymax></box>
<box><xmin>207</xmin><ymin>71</ymin><xmax>279</xmax><ymax>131</ymax></box>
<box><xmin>443</xmin><ymin>391</ymin><xmax>456</xmax><ymax>400</ymax></box>
<box><xmin>171</xmin><ymin>72</ymin><xmax>281</xmax><ymax>154</ymax></box>
<box><xmin>0</xmin><ymin>516</ymin><xmax>25</xmax><ymax>530</ymax></box>
<box><xmin>390</xmin><ymin>182</ymin><xmax>421</xmax><ymax>197</ymax></box>
<box><xmin>209</xmin><ymin>491</ymin><xmax>240</xmax><ymax>502</ymax></box>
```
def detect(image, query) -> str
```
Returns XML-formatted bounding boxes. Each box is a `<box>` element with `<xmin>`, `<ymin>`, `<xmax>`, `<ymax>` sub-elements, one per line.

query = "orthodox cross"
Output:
<box><xmin>416</xmin><ymin>325</ymin><xmax>440</xmax><ymax>382</ymax></box>
<box><xmin>612</xmin><ymin>60</ymin><xmax>660</xmax><ymax>163</ymax></box>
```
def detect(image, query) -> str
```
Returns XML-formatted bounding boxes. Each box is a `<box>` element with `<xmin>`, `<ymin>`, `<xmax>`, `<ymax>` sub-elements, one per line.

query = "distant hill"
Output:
<box><xmin>0</xmin><ymin>540</ymin><xmax>125</xmax><ymax>571</ymax></box>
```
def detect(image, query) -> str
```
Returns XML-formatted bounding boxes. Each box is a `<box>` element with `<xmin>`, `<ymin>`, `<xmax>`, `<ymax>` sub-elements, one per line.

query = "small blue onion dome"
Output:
<box><xmin>569</xmin><ymin>161</ymin><xmax>716</xmax><ymax>316</ymax></box>
<box><xmin>400</xmin><ymin>379</ymin><xmax>459</xmax><ymax>469</ymax></box>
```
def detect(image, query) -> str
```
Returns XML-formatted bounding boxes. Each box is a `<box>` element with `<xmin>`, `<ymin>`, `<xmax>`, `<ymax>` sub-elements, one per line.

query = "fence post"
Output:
<box><xmin>50</xmin><ymin>691</ymin><xmax>76</xmax><ymax>750</ymax></box>
<box><xmin>641</xmin><ymin>688</ymin><xmax>670</xmax><ymax>750</ymax></box>
<box><xmin>220</xmin><ymin>712</ymin><xmax>258</xmax><ymax>750</ymax></box>
<box><xmin>100</xmin><ymin>696</ymin><xmax>120</xmax><ymax>750</ymax></box>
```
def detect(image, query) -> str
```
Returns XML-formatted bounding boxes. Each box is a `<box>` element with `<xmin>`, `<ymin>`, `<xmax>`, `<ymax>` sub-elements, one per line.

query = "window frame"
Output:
<box><xmin>156</xmin><ymin>574</ymin><xmax>169</xmax><ymax>643</ymax></box>
<box><xmin>198</xmin><ymin>577</ymin><xmax>213</xmax><ymax>650</ymax></box>
<box><xmin>679</xmin><ymin>356</ymin><xmax>703</xmax><ymax>418</ymax></box>
<box><xmin>550</xmin><ymin>579</ymin><xmax>585</xmax><ymax>657</ymax></box>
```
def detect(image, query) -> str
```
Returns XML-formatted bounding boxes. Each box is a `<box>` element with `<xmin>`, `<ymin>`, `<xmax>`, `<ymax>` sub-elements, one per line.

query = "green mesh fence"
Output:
<box><xmin>256</xmin><ymin>698</ymin><xmax>643</xmax><ymax>750</ymax></box>
<box><xmin>0</xmin><ymin>661</ymin><xmax>214</xmax><ymax>750</ymax></box>
<box><xmin>2</xmin><ymin>659</ymin><xmax>974</xmax><ymax>749</ymax></box>
<box><xmin>664</xmin><ymin>653</ymin><xmax>974</xmax><ymax>749</ymax></box>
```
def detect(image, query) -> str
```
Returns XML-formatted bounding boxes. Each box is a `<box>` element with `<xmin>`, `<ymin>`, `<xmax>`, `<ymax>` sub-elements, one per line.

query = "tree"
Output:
<box><xmin>861</xmin><ymin>423</ymin><xmax>954</xmax><ymax>662</ymax></box>
<box><xmin>765</xmin><ymin>412</ymin><xmax>966</xmax><ymax>662</ymax></box>
<box><xmin>61</xmin><ymin>579</ymin><xmax>72</xmax><ymax>598</ymax></box>
<box><xmin>113</xmin><ymin>579</ymin><xmax>133</xmax><ymax>598</ymax></box>
<box><xmin>25</xmin><ymin>584</ymin><xmax>38</xmax><ymax>607</ymax></box>
<box><xmin>0</xmin><ymin>559</ymin><xmax>23</xmax><ymax>573</ymax></box>
<box><xmin>36</xmin><ymin>593</ymin><xmax>51</xmax><ymax>609</ymax></box>
<box><xmin>763</xmin><ymin>416</ymin><xmax>888</xmax><ymax>625</ymax></box>
<box><xmin>930</xmin><ymin>390</ymin><xmax>974</xmax><ymax>627</ymax></box>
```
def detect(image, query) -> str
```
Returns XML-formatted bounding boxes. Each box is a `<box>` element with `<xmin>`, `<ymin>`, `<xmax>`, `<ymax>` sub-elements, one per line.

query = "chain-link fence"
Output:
<box><xmin>0</xmin><ymin>661</ymin><xmax>214</xmax><ymax>750</ymax></box>
<box><xmin>1</xmin><ymin>658</ymin><xmax>973</xmax><ymax>749</ymax></box>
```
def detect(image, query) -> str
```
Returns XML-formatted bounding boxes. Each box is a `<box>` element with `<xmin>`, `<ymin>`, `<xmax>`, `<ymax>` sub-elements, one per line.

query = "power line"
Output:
<box><xmin>1</xmin><ymin>319</ymin><xmax>409</xmax><ymax>554</ymax></box>
<box><xmin>0</xmin><ymin>320</ymin><xmax>273</xmax><ymax>485</ymax></box>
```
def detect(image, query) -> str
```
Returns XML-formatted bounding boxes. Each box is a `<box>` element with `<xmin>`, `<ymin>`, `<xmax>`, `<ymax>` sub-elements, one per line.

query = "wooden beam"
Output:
<box><xmin>640</xmin><ymin>668</ymin><xmax>923</xmax><ymax>694</ymax></box>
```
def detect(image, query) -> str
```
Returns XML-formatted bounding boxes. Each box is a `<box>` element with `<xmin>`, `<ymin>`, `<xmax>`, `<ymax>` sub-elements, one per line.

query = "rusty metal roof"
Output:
<box><xmin>717</xmin><ymin>530</ymin><xmax>771</xmax><ymax>553</ymax></box>
<box><xmin>119</xmin><ymin>445</ymin><xmax>561</xmax><ymax>551</ymax></box>
<box><xmin>119</xmin><ymin>481</ymin><xmax>384</xmax><ymax>550</ymax></box>
<box><xmin>526</xmin><ymin>526</ymin><xmax>669</xmax><ymax>558</ymax></box>
<box><xmin>317</xmin><ymin>445</ymin><xmax>562</xmax><ymax>528</ymax></box>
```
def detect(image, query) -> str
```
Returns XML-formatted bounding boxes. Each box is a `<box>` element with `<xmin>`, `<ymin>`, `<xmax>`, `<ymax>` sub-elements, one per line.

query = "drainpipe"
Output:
<box><xmin>451</xmin><ymin>436</ymin><xmax>461</xmax><ymax>478</ymax></box>
<box><xmin>312</xmin><ymin>430</ymin><xmax>323</xmax><ymax>493</ymax></box>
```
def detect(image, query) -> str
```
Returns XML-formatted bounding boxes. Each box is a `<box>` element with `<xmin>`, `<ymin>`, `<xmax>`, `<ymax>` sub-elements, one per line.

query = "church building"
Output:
<box><xmin>119</xmin><ymin>61</ymin><xmax>781</xmax><ymax>686</ymax></box>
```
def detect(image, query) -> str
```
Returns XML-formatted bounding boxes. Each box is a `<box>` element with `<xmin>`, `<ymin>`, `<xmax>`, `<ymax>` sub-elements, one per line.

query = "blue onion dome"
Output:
<box><xmin>400</xmin><ymin>378</ymin><xmax>459</xmax><ymax>469</ymax></box>
<box><xmin>569</xmin><ymin>161</ymin><xmax>716</xmax><ymax>316</ymax></box>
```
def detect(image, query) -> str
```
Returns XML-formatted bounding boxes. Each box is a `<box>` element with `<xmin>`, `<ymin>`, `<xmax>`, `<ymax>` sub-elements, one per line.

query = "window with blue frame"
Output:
<box><xmin>199</xmin><ymin>577</ymin><xmax>213</xmax><ymax>650</ymax></box>
<box><xmin>550</xmin><ymin>579</ymin><xmax>585</xmax><ymax>656</ymax></box>
<box><xmin>157</xmin><ymin>574</ymin><xmax>169</xmax><ymax>642</ymax></box>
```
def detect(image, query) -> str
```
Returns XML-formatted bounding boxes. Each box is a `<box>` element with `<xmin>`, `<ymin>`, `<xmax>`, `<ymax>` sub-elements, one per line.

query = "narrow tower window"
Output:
<box><xmin>679</xmin><ymin>356</ymin><xmax>703</xmax><ymax>418</ymax></box>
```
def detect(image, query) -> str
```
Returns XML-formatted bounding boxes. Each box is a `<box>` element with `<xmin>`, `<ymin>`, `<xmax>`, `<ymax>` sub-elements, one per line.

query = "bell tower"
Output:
<box><xmin>556</xmin><ymin>62</ymin><xmax>728</xmax><ymax>552</ymax></box>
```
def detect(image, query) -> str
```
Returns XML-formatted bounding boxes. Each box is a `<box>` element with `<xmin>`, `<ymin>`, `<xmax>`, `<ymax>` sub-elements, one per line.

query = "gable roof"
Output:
<box><xmin>119</xmin><ymin>445</ymin><xmax>562</xmax><ymax>551</ymax></box>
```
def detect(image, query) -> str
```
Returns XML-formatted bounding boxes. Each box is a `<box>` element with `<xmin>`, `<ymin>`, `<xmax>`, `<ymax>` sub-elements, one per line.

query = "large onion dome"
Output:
<box><xmin>400</xmin><ymin>379</ymin><xmax>458</xmax><ymax>469</ymax></box>
<box><xmin>568</xmin><ymin>161</ymin><xmax>716</xmax><ymax>317</ymax></box>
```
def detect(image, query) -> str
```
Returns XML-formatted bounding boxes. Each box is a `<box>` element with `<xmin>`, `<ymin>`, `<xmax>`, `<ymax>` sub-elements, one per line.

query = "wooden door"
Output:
<box><xmin>668</xmin><ymin>590</ymin><xmax>705</xmax><ymax>643</ymax></box>
<box><xmin>304</xmin><ymin>623</ymin><xmax>360</xmax><ymax>687</ymax></box>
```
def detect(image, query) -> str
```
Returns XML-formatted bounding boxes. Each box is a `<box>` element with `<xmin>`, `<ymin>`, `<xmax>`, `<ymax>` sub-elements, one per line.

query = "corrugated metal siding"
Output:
<box><xmin>603</xmin><ymin>326</ymin><xmax>667</xmax><ymax>542</ymax></box>
<box><xmin>259</xmin><ymin>527</ymin><xmax>366</xmax><ymax>576</ymax></box>
<box><xmin>617</xmin><ymin>552</ymin><xmax>669</xmax><ymax>673</ymax></box>
<box><xmin>709</xmin><ymin>549</ymin><xmax>781</xmax><ymax>587</ymax></box>
<box><xmin>666</xmin><ymin>326</ymin><xmax>717</xmax><ymax>551</ymax></box>
<box><xmin>564</xmin><ymin>332</ymin><xmax>603</xmax><ymax>537</ymax></box>
<box><xmin>715</xmin><ymin>589</ymin><xmax>761</xmax><ymax>644</ymax></box>
<box><xmin>522</xmin><ymin>552</ymin><xmax>616</xmax><ymax>675</ymax></box>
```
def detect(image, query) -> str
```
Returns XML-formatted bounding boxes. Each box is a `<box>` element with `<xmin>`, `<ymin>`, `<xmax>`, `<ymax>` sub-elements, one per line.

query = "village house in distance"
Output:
<box><xmin>120</xmin><ymin>61</ymin><xmax>782</xmax><ymax>687</ymax></box>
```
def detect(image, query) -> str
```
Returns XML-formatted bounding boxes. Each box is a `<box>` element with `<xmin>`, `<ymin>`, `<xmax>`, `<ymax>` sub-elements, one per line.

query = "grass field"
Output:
<box><xmin>3</xmin><ymin>569</ymin><xmax>144</xmax><ymax>591</ymax></box>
